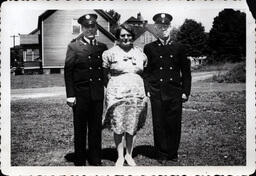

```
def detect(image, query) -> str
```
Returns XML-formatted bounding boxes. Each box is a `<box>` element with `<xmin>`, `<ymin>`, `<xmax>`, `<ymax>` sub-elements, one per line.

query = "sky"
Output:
<box><xmin>5</xmin><ymin>8</ymin><xmax>239</xmax><ymax>48</ymax></box>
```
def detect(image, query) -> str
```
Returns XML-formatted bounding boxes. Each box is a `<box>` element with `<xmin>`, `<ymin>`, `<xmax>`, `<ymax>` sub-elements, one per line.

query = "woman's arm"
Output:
<box><xmin>102</xmin><ymin>51</ymin><xmax>111</xmax><ymax>87</ymax></box>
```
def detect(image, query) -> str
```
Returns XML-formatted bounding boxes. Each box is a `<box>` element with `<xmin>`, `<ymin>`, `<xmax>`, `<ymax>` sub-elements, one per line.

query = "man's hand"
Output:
<box><xmin>67</xmin><ymin>97</ymin><xmax>76</xmax><ymax>107</ymax></box>
<box><xmin>182</xmin><ymin>93</ymin><xmax>188</xmax><ymax>103</ymax></box>
<box><xmin>147</xmin><ymin>92</ymin><xmax>151</xmax><ymax>97</ymax></box>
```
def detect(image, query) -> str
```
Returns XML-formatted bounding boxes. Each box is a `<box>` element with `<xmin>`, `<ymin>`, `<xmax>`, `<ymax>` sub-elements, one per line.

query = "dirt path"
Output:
<box><xmin>191</xmin><ymin>71</ymin><xmax>219</xmax><ymax>82</ymax></box>
<box><xmin>11</xmin><ymin>87</ymin><xmax>66</xmax><ymax>100</ymax></box>
<box><xmin>11</xmin><ymin>71</ymin><xmax>232</xmax><ymax>100</ymax></box>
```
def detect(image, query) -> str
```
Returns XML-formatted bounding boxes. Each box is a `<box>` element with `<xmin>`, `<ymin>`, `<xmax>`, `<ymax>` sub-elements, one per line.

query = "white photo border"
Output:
<box><xmin>1</xmin><ymin>0</ymin><xmax>255</xmax><ymax>175</ymax></box>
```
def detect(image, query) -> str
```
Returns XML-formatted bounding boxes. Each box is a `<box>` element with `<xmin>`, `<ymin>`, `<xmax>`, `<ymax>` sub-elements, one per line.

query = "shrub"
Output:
<box><xmin>212</xmin><ymin>62</ymin><xmax>245</xmax><ymax>83</ymax></box>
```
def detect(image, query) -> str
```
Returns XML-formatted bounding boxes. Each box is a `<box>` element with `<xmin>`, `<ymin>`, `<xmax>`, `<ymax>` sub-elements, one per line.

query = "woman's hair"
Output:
<box><xmin>115</xmin><ymin>24</ymin><xmax>136</xmax><ymax>40</ymax></box>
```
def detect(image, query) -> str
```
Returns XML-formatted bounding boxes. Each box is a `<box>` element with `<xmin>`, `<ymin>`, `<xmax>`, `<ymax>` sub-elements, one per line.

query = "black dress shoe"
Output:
<box><xmin>88</xmin><ymin>161</ymin><xmax>102</xmax><ymax>166</ymax></box>
<box><xmin>167</xmin><ymin>154</ymin><xmax>178</xmax><ymax>162</ymax></box>
<box><xmin>65</xmin><ymin>153</ymin><xmax>86</xmax><ymax>165</ymax></box>
<box><xmin>65</xmin><ymin>153</ymin><xmax>76</xmax><ymax>162</ymax></box>
<box><xmin>157</xmin><ymin>154</ymin><xmax>169</xmax><ymax>164</ymax></box>
<box><xmin>74</xmin><ymin>161</ymin><xmax>86</xmax><ymax>166</ymax></box>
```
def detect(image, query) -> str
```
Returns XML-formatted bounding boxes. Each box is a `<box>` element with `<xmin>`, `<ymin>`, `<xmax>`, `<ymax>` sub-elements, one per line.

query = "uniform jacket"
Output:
<box><xmin>143</xmin><ymin>39</ymin><xmax>191</xmax><ymax>100</ymax></box>
<box><xmin>64</xmin><ymin>37</ymin><xmax>108</xmax><ymax>100</ymax></box>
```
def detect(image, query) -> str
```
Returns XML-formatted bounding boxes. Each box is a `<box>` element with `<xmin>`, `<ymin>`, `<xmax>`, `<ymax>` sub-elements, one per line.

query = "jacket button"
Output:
<box><xmin>160</xmin><ymin>78</ymin><xmax>163</xmax><ymax>82</ymax></box>
<box><xmin>89</xmin><ymin>78</ymin><xmax>93</xmax><ymax>82</ymax></box>
<box><xmin>160</xmin><ymin>67</ymin><xmax>163</xmax><ymax>70</ymax></box>
<box><xmin>170</xmin><ymin>55</ymin><xmax>173</xmax><ymax>58</ymax></box>
<box><xmin>170</xmin><ymin>66</ymin><xmax>173</xmax><ymax>70</ymax></box>
<box><xmin>89</xmin><ymin>67</ymin><xmax>92</xmax><ymax>70</ymax></box>
<box><xmin>88</xmin><ymin>56</ymin><xmax>91</xmax><ymax>59</ymax></box>
<box><xmin>170</xmin><ymin>78</ymin><xmax>173</xmax><ymax>81</ymax></box>
<box><xmin>158</xmin><ymin>44</ymin><xmax>161</xmax><ymax>46</ymax></box>
<box><xmin>160</xmin><ymin>56</ymin><xmax>163</xmax><ymax>58</ymax></box>
<box><xmin>98</xmin><ymin>78</ymin><xmax>101</xmax><ymax>81</ymax></box>
<box><xmin>98</xmin><ymin>67</ymin><xmax>101</xmax><ymax>70</ymax></box>
<box><xmin>98</xmin><ymin>56</ymin><xmax>100</xmax><ymax>58</ymax></box>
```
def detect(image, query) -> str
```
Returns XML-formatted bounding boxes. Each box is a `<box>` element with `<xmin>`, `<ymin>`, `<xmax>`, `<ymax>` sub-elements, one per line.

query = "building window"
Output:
<box><xmin>26</xmin><ymin>49</ymin><xmax>33</xmax><ymax>61</ymax></box>
<box><xmin>72</xmin><ymin>18</ymin><xmax>81</xmax><ymax>34</ymax></box>
<box><xmin>23</xmin><ymin>49</ymin><xmax>40</xmax><ymax>62</ymax></box>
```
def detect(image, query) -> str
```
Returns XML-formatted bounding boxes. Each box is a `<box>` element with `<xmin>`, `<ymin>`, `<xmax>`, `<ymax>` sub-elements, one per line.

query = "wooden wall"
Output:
<box><xmin>20</xmin><ymin>34</ymin><xmax>39</xmax><ymax>45</ymax></box>
<box><xmin>42</xmin><ymin>10</ymin><xmax>114</xmax><ymax>68</ymax></box>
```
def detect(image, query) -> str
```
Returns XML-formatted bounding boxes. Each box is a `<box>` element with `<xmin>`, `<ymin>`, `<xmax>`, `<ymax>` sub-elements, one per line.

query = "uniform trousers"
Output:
<box><xmin>73</xmin><ymin>95</ymin><xmax>103</xmax><ymax>165</ymax></box>
<box><xmin>150</xmin><ymin>95</ymin><xmax>182</xmax><ymax>158</ymax></box>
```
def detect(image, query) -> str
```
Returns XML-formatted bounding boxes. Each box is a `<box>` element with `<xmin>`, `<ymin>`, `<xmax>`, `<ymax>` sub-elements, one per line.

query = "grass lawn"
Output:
<box><xmin>11</xmin><ymin>62</ymin><xmax>239</xmax><ymax>89</ymax></box>
<box><xmin>11</xmin><ymin>82</ymin><xmax>246</xmax><ymax>166</ymax></box>
<box><xmin>192</xmin><ymin>62</ymin><xmax>238</xmax><ymax>72</ymax></box>
<box><xmin>11</xmin><ymin>74</ymin><xmax>65</xmax><ymax>89</ymax></box>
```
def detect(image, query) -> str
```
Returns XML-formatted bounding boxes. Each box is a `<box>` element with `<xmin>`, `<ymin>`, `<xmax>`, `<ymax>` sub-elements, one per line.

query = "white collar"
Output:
<box><xmin>83</xmin><ymin>36</ymin><xmax>96</xmax><ymax>44</ymax></box>
<box><xmin>159</xmin><ymin>36</ymin><xmax>172</xmax><ymax>45</ymax></box>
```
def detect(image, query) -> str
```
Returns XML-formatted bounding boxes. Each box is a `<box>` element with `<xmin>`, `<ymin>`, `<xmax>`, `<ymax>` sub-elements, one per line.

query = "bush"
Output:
<box><xmin>212</xmin><ymin>62</ymin><xmax>245</xmax><ymax>83</ymax></box>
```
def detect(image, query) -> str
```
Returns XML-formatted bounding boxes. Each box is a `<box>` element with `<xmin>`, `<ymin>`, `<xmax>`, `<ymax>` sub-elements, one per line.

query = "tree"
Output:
<box><xmin>176</xmin><ymin>19</ymin><xmax>208</xmax><ymax>57</ymax></box>
<box><xmin>106</xmin><ymin>9</ymin><xmax>121</xmax><ymax>23</ymax></box>
<box><xmin>208</xmin><ymin>9</ymin><xmax>246</xmax><ymax>62</ymax></box>
<box><xmin>105</xmin><ymin>10</ymin><xmax>121</xmax><ymax>36</ymax></box>
<box><xmin>169</xmin><ymin>27</ymin><xmax>179</xmax><ymax>41</ymax></box>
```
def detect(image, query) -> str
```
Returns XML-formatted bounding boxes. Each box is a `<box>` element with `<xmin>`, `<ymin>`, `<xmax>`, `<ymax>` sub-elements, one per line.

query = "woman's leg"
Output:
<box><xmin>114</xmin><ymin>133</ymin><xmax>125</xmax><ymax>166</ymax></box>
<box><xmin>125</xmin><ymin>133</ymin><xmax>136</xmax><ymax>166</ymax></box>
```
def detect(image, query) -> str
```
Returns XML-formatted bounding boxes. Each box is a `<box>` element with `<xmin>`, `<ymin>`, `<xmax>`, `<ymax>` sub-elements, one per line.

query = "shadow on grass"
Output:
<box><xmin>101</xmin><ymin>145</ymin><xmax>157</xmax><ymax>162</ymax></box>
<box><xmin>133</xmin><ymin>145</ymin><xmax>157</xmax><ymax>159</ymax></box>
<box><xmin>101</xmin><ymin>148</ymin><xmax>117</xmax><ymax>162</ymax></box>
<box><xmin>64</xmin><ymin>149</ymin><xmax>118</xmax><ymax>163</ymax></box>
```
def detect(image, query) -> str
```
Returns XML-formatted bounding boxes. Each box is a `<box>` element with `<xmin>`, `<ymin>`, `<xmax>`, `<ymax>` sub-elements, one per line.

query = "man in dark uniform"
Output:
<box><xmin>64</xmin><ymin>14</ymin><xmax>107</xmax><ymax>166</ymax></box>
<box><xmin>143</xmin><ymin>13</ymin><xmax>191</xmax><ymax>162</ymax></box>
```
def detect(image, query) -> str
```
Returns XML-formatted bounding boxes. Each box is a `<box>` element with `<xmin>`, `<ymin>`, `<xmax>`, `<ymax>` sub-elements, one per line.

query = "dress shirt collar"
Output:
<box><xmin>83</xmin><ymin>36</ymin><xmax>96</xmax><ymax>45</ymax></box>
<box><xmin>158</xmin><ymin>36</ymin><xmax>172</xmax><ymax>45</ymax></box>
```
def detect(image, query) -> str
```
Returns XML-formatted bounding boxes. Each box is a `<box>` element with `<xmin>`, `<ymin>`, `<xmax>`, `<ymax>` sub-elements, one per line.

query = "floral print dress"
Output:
<box><xmin>102</xmin><ymin>45</ymin><xmax>148</xmax><ymax>135</ymax></box>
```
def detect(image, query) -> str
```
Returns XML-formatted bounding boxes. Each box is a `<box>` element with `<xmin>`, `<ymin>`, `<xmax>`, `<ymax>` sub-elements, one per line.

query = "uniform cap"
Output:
<box><xmin>78</xmin><ymin>14</ymin><xmax>98</xmax><ymax>27</ymax></box>
<box><xmin>153</xmin><ymin>13</ymin><xmax>173</xmax><ymax>25</ymax></box>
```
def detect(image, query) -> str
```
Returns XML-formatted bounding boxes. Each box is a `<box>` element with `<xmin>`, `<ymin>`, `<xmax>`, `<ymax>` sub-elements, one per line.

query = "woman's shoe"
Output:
<box><xmin>125</xmin><ymin>154</ymin><xmax>136</xmax><ymax>166</ymax></box>
<box><xmin>115</xmin><ymin>157</ymin><xmax>125</xmax><ymax>166</ymax></box>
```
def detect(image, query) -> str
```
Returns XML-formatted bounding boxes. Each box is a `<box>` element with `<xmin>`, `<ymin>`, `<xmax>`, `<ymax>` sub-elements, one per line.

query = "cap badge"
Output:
<box><xmin>85</xmin><ymin>15</ymin><xmax>90</xmax><ymax>19</ymax></box>
<box><xmin>161</xmin><ymin>14</ymin><xmax>166</xmax><ymax>18</ymax></box>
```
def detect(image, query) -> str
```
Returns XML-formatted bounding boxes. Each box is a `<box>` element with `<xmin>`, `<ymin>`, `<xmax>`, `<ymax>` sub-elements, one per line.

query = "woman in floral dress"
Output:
<box><xmin>102</xmin><ymin>25</ymin><xmax>148</xmax><ymax>166</ymax></box>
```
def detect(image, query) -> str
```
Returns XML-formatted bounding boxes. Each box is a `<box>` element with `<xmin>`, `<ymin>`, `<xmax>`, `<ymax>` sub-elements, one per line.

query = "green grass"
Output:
<box><xmin>11</xmin><ymin>74</ymin><xmax>65</xmax><ymax>89</ymax></box>
<box><xmin>11</xmin><ymin>82</ymin><xmax>246</xmax><ymax>166</ymax></box>
<box><xmin>192</xmin><ymin>62</ymin><xmax>239</xmax><ymax>72</ymax></box>
<box><xmin>10</xmin><ymin>62</ymin><xmax>237</xmax><ymax>89</ymax></box>
<box><xmin>211</xmin><ymin>62</ymin><xmax>245</xmax><ymax>83</ymax></box>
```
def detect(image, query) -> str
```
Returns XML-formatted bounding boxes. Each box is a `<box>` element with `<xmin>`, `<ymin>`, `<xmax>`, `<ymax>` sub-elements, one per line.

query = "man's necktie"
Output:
<box><xmin>90</xmin><ymin>39</ymin><xmax>93</xmax><ymax>45</ymax></box>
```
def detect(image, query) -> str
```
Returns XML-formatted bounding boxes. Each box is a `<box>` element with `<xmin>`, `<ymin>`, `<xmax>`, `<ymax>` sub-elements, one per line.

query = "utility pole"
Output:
<box><xmin>10</xmin><ymin>35</ymin><xmax>18</xmax><ymax>47</ymax></box>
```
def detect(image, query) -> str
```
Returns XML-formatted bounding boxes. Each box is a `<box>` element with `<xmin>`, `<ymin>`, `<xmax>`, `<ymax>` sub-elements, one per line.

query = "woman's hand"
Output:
<box><xmin>182</xmin><ymin>93</ymin><xmax>188</xmax><ymax>102</ymax></box>
<box><xmin>67</xmin><ymin>97</ymin><xmax>76</xmax><ymax>107</ymax></box>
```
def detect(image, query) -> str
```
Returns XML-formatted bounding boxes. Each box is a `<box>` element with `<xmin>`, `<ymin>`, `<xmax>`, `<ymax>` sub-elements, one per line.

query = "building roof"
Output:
<box><xmin>119</xmin><ymin>23</ymin><xmax>157</xmax><ymax>41</ymax></box>
<box><xmin>20</xmin><ymin>34</ymin><xmax>39</xmax><ymax>45</ymax></box>
<box><xmin>126</xmin><ymin>16</ymin><xmax>144</xmax><ymax>24</ymax></box>
<box><xmin>37</xmin><ymin>10</ymin><xmax>57</xmax><ymax>31</ymax></box>
<box><xmin>132</xmin><ymin>26</ymin><xmax>146</xmax><ymax>40</ymax></box>
<box><xmin>94</xmin><ymin>9</ymin><xmax>119</xmax><ymax>24</ymax></box>
<box><xmin>29</xmin><ymin>28</ymin><xmax>40</xmax><ymax>35</ymax></box>
<box><xmin>97</xmin><ymin>24</ymin><xmax>116</xmax><ymax>41</ymax></box>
